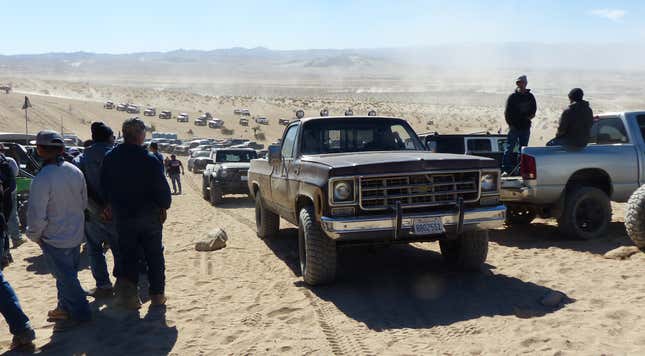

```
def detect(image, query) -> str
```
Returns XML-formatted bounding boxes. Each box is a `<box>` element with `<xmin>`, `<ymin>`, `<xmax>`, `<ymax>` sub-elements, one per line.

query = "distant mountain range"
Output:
<box><xmin>1</xmin><ymin>44</ymin><xmax>644</xmax><ymax>79</ymax></box>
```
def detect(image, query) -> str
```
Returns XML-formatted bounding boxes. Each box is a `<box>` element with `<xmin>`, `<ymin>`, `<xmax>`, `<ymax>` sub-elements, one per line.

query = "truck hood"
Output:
<box><xmin>301</xmin><ymin>151</ymin><xmax>497</xmax><ymax>176</ymax></box>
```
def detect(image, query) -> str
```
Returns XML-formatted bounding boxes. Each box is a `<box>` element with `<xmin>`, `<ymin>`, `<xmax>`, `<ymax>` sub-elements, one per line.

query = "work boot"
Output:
<box><xmin>10</xmin><ymin>328</ymin><xmax>35</xmax><ymax>350</ymax></box>
<box><xmin>114</xmin><ymin>279</ymin><xmax>141</xmax><ymax>310</ymax></box>
<box><xmin>47</xmin><ymin>307</ymin><xmax>69</xmax><ymax>321</ymax></box>
<box><xmin>150</xmin><ymin>294</ymin><xmax>167</xmax><ymax>306</ymax></box>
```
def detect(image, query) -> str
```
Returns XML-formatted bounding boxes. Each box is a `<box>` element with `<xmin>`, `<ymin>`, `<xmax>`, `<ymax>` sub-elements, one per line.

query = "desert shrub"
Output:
<box><xmin>221</xmin><ymin>127</ymin><xmax>234</xmax><ymax>135</ymax></box>
<box><xmin>255</xmin><ymin>132</ymin><xmax>266</xmax><ymax>141</ymax></box>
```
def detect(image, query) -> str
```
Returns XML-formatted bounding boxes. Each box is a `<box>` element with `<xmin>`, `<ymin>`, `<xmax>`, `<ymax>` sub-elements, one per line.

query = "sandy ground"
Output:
<box><xmin>0</xmin><ymin>79</ymin><xmax>645</xmax><ymax>355</ymax></box>
<box><xmin>0</xmin><ymin>163</ymin><xmax>644</xmax><ymax>355</ymax></box>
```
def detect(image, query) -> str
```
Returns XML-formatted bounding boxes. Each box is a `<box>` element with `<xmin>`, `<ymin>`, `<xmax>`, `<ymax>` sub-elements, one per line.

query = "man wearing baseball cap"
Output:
<box><xmin>502</xmin><ymin>75</ymin><xmax>537</xmax><ymax>174</ymax></box>
<box><xmin>26</xmin><ymin>130</ymin><xmax>92</xmax><ymax>331</ymax></box>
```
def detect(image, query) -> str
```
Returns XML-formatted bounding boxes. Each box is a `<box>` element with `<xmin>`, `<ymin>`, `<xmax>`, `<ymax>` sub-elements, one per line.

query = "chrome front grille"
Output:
<box><xmin>359</xmin><ymin>171</ymin><xmax>480</xmax><ymax>211</ymax></box>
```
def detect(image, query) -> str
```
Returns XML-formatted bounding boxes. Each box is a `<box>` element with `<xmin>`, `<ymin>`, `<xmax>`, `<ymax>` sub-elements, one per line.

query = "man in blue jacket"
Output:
<box><xmin>101</xmin><ymin>118</ymin><xmax>171</xmax><ymax>309</ymax></box>
<box><xmin>76</xmin><ymin>122</ymin><xmax>119</xmax><ymax>298</ymax></box>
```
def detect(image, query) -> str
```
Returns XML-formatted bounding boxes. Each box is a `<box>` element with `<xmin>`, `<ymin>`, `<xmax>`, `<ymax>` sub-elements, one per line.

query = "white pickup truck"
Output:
<box><xmin>501</xmin><ymin>111</ymin><xmax>645</xmax><ymax>240</ymax></box>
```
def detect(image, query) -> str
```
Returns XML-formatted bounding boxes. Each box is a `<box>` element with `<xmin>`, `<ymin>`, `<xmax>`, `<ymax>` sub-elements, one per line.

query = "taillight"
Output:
<box><xmin>520</xmin><ymin>154</ymin><xmax>537</xmax><ymax>180</ymax></box>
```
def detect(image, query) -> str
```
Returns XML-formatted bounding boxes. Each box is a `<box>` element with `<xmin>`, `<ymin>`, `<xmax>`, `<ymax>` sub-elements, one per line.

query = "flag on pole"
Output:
<box><xmin>22</xmin><ymin>96</ymin><xmax>32</xmax><ymax>110</ymax></box>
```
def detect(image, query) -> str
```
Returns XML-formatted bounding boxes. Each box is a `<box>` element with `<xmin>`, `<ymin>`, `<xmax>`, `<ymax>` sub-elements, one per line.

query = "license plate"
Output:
<box><xmin>241</xmin><ymin>176</ymin><xmax>248</xmax><ymax>181</ymax></box>
<box><xmin>413</xmin><ymin>217</ymin><xmax>445</xmax><ymax>235</ymax></box>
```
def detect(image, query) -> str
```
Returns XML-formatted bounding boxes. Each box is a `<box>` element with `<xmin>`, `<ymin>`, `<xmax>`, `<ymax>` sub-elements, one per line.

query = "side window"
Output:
<box><xmin>597</xmin><ymin>118</ymin><xmax>629</xmax><ymax>144</ymax></box>
<box><xmin>466</xmin><ymin>139</ymin><xmax>492</xmax><ymax>152</ymax></box>
<box><xmin>281</xmin><ymin>125</ymin><xmax>299</xmax><ymax>159</ymax></box>
<box><xmin>588</xmin><ymin>121</ymin><xmax>599</xmax><ymax>144</ymax></box>
<box><xmin>637</xmin><ymin>115</ymin><xmax>645</xmax><ymax>143</ymax></box>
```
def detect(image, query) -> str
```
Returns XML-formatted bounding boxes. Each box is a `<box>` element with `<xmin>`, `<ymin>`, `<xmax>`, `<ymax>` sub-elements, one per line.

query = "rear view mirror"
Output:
<box><xmin>268</xmin><ymin>144</ymin><xmax>281</xmax><ymax>164</ymax></box>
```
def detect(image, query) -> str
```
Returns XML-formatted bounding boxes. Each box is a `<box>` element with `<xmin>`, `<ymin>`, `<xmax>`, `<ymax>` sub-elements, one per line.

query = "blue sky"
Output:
<box><xmin>0</xmin><ymin>0</ymin><xmax>643</xmax><ymax>54</ymax></box>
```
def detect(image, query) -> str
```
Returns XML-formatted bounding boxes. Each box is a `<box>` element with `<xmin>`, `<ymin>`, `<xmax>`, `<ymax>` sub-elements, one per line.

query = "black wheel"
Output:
<box><xmin>625</xmin><ymin>185</ymin><xmax>645</xmax><ymax>249</ymax></box>
<box><xmin>201</xmin><ymin>178</ymin><xmax>209</xmax><ymax>200</ymax></box>
<box><xmin>298</xmin><ymin>206</ymin><xmax>337</xmax><ymax>285</ymax></box>
<box><xmin>439</xmin><ymin>230</ymin><xmax>489</xmax><ymax>271</ymax></box>
<box><xmin>255</xmin><ymin>194</ymin><xmax>279</xmax><ymax>238</ymax></box>
<box><xmin>558</xmin><ymin>186</ymin><xmax>611</xmax><ymax>240</ymax></box>
<box><xmin>505</xmin><ymin>206</ymin><xmax>536</xmax><ymax>226</ymax></box>
<box><xmin>209</xmin><ymin>180</ymin><xmax>223</xmax><ymax>206</ymax></box>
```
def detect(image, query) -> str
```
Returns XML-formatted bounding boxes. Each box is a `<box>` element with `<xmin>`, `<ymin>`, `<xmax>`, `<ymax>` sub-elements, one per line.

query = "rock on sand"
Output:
<box><xmin>603</xmin><ymin>246</ymin><xmax>641</xmax><ymax>260</ymax></box>
<box><xmin>195</xmin><ymin>228</ymin><xmax>228</xmax><ymax>251</ymax></box>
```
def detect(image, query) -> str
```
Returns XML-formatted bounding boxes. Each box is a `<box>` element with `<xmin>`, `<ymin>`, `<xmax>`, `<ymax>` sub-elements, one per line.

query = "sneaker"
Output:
<box><xmin>47</xmin><ymin>307</ymin><xmax>69</xmax><ymax>321</ymax></box>
<box><xmin>88</xmin><ymin>287</ymin><xmax>114</xmax><ymax>299</ymax></box>
<box><xmin>10</xmin><ymin>328</ymin><xmax>35</xmax><ymax>350</ymax></box>
<box><xmin>150</xmin><ymin>294</ymin><xmax>167</xmax><ymax>306</ymax></box>
<box><xmin>11</xmin><ymin>237</ymin><xmax>27</xmax><ymax>249</ymax></box>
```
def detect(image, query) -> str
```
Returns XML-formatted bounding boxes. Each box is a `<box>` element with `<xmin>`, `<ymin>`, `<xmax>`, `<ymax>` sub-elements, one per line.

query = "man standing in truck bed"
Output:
<box><xmin>502</xmin><ymin>75</ymin><xmax>537</xmax><ymax>174</ymax></box>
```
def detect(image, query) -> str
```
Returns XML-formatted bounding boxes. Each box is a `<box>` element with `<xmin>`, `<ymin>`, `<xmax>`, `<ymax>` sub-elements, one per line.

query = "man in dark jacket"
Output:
<box><xmin>502</xmin><ymin>75</ymin><xmax>537</xmax><ymax>174</ymax></box>
<box><xmin>76</xmin><ymin>122</ymin><xmax>119</xmax><ymax>298</ymax></box>
<box><xmin>101</xmin><ymin>118</ymin><xmax>171</xmax><ymax>309</ymax></box>
<box><xmin>547</xmin><ymin>88</ymin><xmax>594</xmax><ymax>149</ymax></box>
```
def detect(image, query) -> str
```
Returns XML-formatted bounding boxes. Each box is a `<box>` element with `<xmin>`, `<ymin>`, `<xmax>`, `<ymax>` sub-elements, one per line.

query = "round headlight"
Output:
<box><xmin>334</xmin><ymin>181</ymin><xmax>353</xmax><ymax>201</ymax></box>
<box><xmin>481</xmin><ymin>174</ymin><xmax>497</xmax><ymax>192</ymax></box>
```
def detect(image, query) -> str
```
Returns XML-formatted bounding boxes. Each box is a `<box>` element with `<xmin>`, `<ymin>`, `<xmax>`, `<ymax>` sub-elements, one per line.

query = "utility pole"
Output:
<box><xmin>22</xmin><ymin>96</ymin><xmax>32</xmax><ymax>145</ymax></box>
<box><xmin>60</xmin><ymin>116</ymin><xmax>64</xmax><ymax>136</ymax></box>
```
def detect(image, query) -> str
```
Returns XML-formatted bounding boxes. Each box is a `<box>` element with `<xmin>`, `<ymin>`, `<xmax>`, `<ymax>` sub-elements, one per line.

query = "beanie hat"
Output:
<box><xmin>568</xmin><ymin>88</ymin><xmax>584</xmax><ymax>102</ymax></box>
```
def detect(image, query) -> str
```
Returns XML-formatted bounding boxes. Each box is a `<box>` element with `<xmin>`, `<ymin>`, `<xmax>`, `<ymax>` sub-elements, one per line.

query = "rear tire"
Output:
<box><xmin>505</xmin><ymin>206</ymin><xmax>536</xmax><ymax>226</ymax></box>
<box><xmin>299</xmin><ymin>206</ymin><xmax>337</xmax><ymax>285</ymax></box>
<box><xmin>439</xmin><ymin>230</ymin><xmax>489</xmax><ymax>271</ymax></box>
<box><xmin>255</xmin><ymin>194</ymin><xmax>279</xmax><ymax>238</ymax></box>
<box><xmin>625</xmin><ymin>185</ymin><xmax>645</xmax><ymax>249</ymax></box>
<box><xmin>209</xmin><ymin>180</ymin><xmax>223</xmax><ymax>206</ymax></box>
<box><xmin>558</xmin><ymin>186</ymin><xmax>611</xmax><ymax>240</ymax></box>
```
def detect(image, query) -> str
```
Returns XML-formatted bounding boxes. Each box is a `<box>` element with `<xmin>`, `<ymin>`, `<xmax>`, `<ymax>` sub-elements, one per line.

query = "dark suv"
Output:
<box><xmin>202</xmin><ymin>148</ymin><xmax>258</xmax><ymax>205</ymax></box>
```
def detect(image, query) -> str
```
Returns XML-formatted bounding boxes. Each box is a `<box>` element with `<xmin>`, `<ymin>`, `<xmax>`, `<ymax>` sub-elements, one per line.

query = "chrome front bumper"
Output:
<box><xmin>320</xmin><ymin>205</ymin><xmax>506</xmax><ymax>241</ymax></box>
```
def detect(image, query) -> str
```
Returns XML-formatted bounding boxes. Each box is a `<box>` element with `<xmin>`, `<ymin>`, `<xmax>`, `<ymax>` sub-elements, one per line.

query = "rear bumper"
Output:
<box><xmin>320</xmin><ymin>205</ymin><xmax>506</xmax><ymax>242</ymax></box>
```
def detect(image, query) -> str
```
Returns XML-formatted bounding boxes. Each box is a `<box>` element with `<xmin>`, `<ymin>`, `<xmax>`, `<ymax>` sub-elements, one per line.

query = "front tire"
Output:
<box><xmin>558</xmin><ymin>186</ymin><xmax>611</xmax><ymax>240</ymax></box>
<box><xmin>202</xmin><ymin>178</ymin><xmax>209</xmax><ymax>200</ymax></box>
<box><xmin>625</xmin><ymin>185</ymin><xmax>645</xmax><ymax>249</ymax></box>
<box><xmin>209</xmin><ymin>180</ymin><xmax>223</xmax><ymax>206</ymax></box>
<box><xmin>255</xmin><ymin>194</ymin><xmax>279</xmax><ymax>238</ymax></box>
<box><xmin>298</xmin><ymin>206</ymin><xmax>337</xmax><ymax>285</ymax></box>
<box><xmin>439</xmin><ymin>230</ymin><xmax>489</xmax><ymax>271</ymax></box>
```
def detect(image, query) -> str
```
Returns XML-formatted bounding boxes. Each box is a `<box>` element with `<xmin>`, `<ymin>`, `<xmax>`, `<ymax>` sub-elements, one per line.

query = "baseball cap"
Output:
<box><xmin>36</xmin><ymin>130</ymin><xmax>65</xmax><ymax>147</ymax></box>
<box><xmin>516</xmin><ymin>75</ymin><xmax>528</xmax><ymax>83</ymax></box>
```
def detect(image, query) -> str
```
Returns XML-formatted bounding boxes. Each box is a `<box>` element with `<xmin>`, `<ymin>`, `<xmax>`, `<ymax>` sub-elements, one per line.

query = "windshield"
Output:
<box><xmin>216</xmin><ymin>150</ymin><xmax>258</xmax><ymax>162</ymax></box>
<box><xmin>301</xmin><ymin>119</ymin><xmax>423</xmax><ymax>154</ymax></box>
<box><xmin>193</xmin><ymin>151</ymin><xmax>210</xmax><ymax>158</ymax></box>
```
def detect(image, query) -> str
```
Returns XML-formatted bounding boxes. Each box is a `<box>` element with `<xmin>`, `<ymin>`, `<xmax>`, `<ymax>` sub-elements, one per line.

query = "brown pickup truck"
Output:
<box><xmin>248</xmin><ymin>116</ymin><xmax>506</xmax><ymax>285</ymax></box>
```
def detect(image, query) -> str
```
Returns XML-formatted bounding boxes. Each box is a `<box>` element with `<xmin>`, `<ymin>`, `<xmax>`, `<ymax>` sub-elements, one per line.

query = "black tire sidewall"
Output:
<box><xmin>561</xmin><ymin>187</ymin><xmax>611</xmax><ymax>240</ymax></box>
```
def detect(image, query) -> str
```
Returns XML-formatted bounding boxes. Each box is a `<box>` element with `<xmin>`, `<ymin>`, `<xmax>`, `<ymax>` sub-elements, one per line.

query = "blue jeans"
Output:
<box><xmin>0</xmin><ymin>269</ymin><xmax>32</xmax><ymax>335</ymax></box>
<box><xmin>170</xmin><ymin>173</ymin><xmax>181</xmax><ymax>193</ymax></box>
<box><xmin>41</xmin><ymin>243</ymin><xmax>92</xmax><ymax>321</ymax></box>
<box><xmin>86</xmin><ymin>212</ymin><xmax>120</xmax><ymax>289</ymax></box>
<box><xmin>114</xmin><ymin>212</ymin><xmax>165</xmax><ymax>295</ymax></box>
<box><xmin>502</xmin><ymin>128</ymin><xmax>530</xmax><ymax>174</ymax></box>
<box><xmin>7</xmin><ymin>190</ymin><xmax>20</xmax><ymax>241</ymax></box>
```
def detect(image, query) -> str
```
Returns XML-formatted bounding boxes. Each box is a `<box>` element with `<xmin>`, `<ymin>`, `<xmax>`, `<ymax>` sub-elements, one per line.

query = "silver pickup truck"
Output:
<box><xmin>501</xmin><ymin>111</ymin><xmax>645</xmax><ymax>240</ymax></box>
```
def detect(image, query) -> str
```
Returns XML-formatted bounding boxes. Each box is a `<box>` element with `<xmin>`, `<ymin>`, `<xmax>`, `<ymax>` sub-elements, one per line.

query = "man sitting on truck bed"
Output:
<box><xmin>547</xmin><ymin>88</ymin><xmax>594</xmax><ymax>149</ymax></box>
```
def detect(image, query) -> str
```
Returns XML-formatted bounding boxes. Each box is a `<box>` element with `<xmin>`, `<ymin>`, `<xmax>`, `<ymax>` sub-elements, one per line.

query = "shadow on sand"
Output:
<box><xmin>490</xmin><ymin>221</ymin><xmax>633</xmax><ymax>255</ymax></box>
<box><xmin>262</xmin><ymin>228</ymin><xmax>572</xmax><ymax>331</ymax></box>
<box><xmin>2</xmin><ymin>303</ymin><xmax>177</xmax><ymax>356</ymax></box>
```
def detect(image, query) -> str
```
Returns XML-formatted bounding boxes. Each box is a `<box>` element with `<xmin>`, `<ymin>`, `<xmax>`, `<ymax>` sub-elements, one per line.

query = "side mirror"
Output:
<box><xmin>268</xmin><ymin>144</ymin><xmax>281</xmax><ymax>164</ymax></box>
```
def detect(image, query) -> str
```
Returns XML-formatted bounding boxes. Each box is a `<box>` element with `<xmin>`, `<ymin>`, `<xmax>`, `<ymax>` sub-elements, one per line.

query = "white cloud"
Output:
<box><xmin>590</xmin><ymin>9</ymin><xmax>627</xmax><ymax>21</ymax></box>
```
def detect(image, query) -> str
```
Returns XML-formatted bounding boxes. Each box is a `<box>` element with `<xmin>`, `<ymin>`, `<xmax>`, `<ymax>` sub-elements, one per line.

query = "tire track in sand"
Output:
<box><xmin>184</xmin><ymin>171</ymin><xmax>374</xmax><ymax>355</ymax></box>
